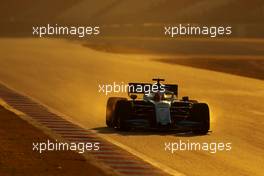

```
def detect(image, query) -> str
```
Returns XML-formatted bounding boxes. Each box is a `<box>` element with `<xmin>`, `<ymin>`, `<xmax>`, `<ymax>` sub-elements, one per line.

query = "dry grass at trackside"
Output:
<box><xmin>0</xmin><ymin>106</ymin><xmax>109</xmax><ymax>176</ymax></box>
<box><xmin>156</xmin><ymin>57</ymin><xmax>264</xmax><ymax>80</ymax></box>
<box><xmin>84</xmin><ymin>37</ymin><xmax>264</xmax><ymax>80</ymax></box>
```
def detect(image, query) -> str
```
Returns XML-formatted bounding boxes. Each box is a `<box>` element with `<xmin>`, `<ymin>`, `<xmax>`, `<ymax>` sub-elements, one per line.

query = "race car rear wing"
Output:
<box><xmin>164</xmin><ymin>84</ymin><xmax>178</xmax><ymax>96</ymax></box>
<box><xmin>128</xmin><ymin>83</ymin><xmax>178</xmax><ymax>96</ymax></box>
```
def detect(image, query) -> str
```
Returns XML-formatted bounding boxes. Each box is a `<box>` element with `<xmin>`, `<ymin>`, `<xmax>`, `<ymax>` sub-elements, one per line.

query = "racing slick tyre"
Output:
<box><xmin>115</xmin><ymin>100</ymin><xmax>132</xmax><ymax>131</ymax></box>
<box><xmin>106</xmin><ymin>97</ymin><xmax>126</xmax><ymax>128</ymax></box>
<box><xmin>191</xmin><ymin>103</ymin><xmax>210</xmax><ymax>134</ymax></box>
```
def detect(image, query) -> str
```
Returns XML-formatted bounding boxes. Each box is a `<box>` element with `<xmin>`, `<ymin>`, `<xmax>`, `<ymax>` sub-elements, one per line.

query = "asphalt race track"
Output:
<box><xmin>0</xmin><ymin>38</ymin><xmax>263</xmax><ymax>176</ymax></box>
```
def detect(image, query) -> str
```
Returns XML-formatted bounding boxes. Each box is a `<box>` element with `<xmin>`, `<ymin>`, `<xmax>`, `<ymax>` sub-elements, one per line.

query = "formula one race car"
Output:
<box><xmin>106</xmin><ymin>79</ymin><xmax>210</xmax><ymax>134</ymax></box>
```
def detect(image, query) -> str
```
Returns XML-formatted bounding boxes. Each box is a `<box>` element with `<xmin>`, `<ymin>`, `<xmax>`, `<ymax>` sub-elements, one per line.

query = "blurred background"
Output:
<box><xmin>1</xmin><ymin>0</ymin><xmax>264</xmax><ymax>79</ymax></box>
<box><xmin>1</xmin><ymin>0</ymin><xmax>264</xmax><ymax>37</ymax></box>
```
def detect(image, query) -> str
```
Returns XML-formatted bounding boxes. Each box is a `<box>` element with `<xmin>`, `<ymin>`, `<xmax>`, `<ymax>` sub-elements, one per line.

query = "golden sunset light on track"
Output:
<box><xmin>0</xmin><ymin>38</ymin><xmax>263</xmax><ymax>176</ymax></box>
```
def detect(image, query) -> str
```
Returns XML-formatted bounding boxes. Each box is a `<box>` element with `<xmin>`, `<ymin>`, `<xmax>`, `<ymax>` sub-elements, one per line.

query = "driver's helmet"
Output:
<box><xmin>153</xmin><ymin>92</ymin><xmax>163</xmax><ymax>102</ymax></box>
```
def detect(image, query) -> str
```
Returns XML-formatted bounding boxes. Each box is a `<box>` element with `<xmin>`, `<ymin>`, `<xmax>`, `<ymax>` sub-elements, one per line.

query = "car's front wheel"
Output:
<box><xmin>115</xmin><ymin>100</ymin><xmax>131</xmax><ymax>131</ymax></box>
<box><xmin>191</xmin><ymin>103</ymin><xmax>210</xmax><ymax>134</ymax></box>
<box><xmin>106</xmin><ymin>97</ymin><xmax>126</xmax><ymax>128</ymax></box>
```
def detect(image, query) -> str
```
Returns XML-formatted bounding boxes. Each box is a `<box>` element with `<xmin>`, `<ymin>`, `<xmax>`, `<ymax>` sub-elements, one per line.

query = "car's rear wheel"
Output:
<box><xmin>115</xmin><ymin>100</ymin><xmax>131</xmax><ymax>131</ymax></box>
<box><xmin>191</xmin><ymin>103</ymin><xmax>210</xmax><ymax>134</ymax></box>
<box><xmin>106</xmin><ymin>97</ymin><xmax>126</xmax><ymax>128</ymax></box>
